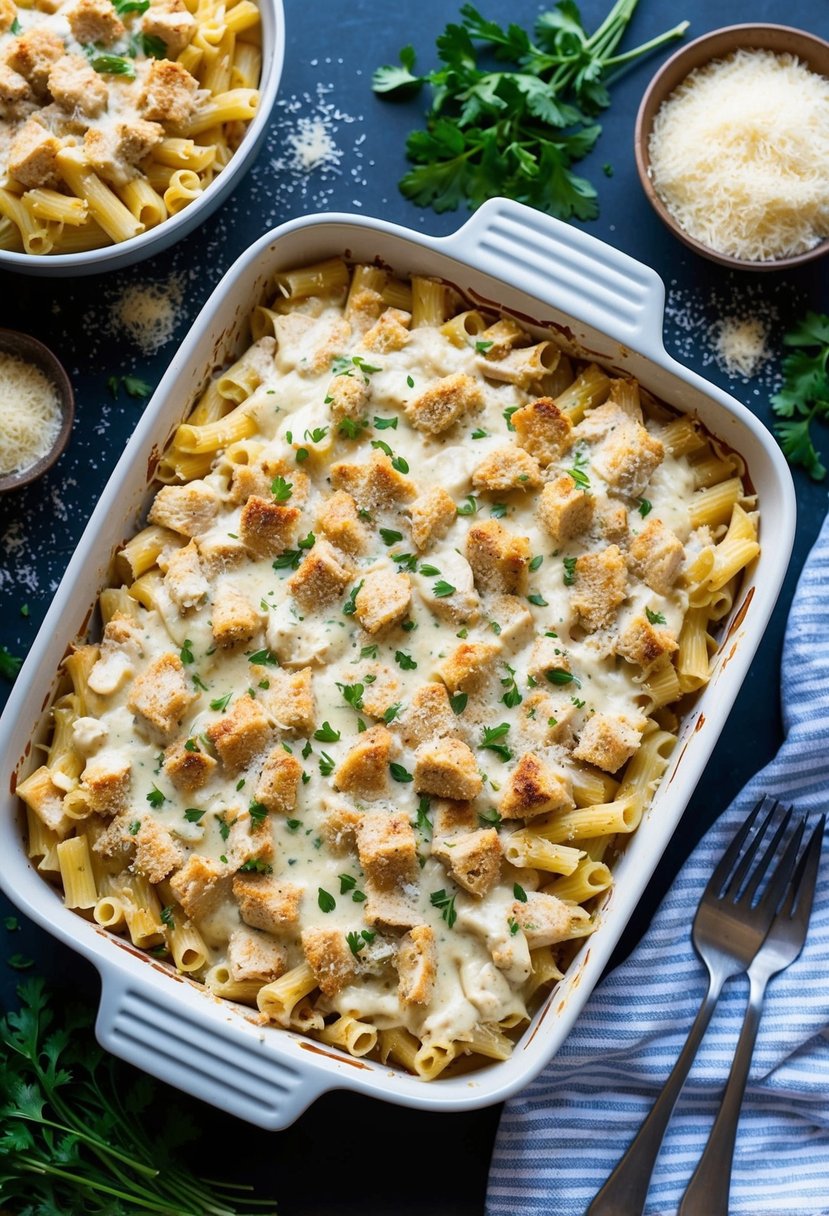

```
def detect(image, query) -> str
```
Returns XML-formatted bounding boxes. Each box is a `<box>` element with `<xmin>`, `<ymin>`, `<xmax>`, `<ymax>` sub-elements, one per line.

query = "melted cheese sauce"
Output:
<box><xmin>55</xmin><ymin>286</ymin><xmax>741</xmax><ymax>1064</ymax></box>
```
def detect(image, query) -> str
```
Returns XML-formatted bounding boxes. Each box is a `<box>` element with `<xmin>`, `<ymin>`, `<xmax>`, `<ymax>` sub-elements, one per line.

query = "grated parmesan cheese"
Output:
<box><xmin>649</xmin><ymin>49</ymin><xmax>829</xmax><ymax>262</ymax></box>
<box><xmin>0</xmin><ymin>352</ymin><xmax>61</xmax><ymax>478</ymax></box>
<box><xmin>113</xmin><ymin>276</ymin><xmax>184</xmax><ymax>355</ymax></box>
<box><xmin>713</xmin><ymin>316</ymin><xmax>772</xmax><ymax>379</ymax></box>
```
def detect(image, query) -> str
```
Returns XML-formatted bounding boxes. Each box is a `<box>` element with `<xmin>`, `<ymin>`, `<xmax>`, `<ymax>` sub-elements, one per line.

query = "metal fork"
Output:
<box><xmin>679</xmin><ymin>813</ymin><xmax>826</xmax><ymax>1216</ymax></box>
<box><xmin>588</xmin><ymin>795</ymin><xmax>805</xmax><ymax>1216</ymax></box>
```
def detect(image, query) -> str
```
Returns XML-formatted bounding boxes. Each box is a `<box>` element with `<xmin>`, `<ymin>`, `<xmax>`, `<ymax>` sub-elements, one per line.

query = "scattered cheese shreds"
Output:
<box><xmin>713</xmin><ymin>317</ymin><xmax>772</xmax><ymax>379</ymax></box>
<box><xmin>0</xmin><ymin>352</ymin><xmax>61</xmax><ymax>477</ymax></box>
<box><xmin>113</xmin><ymin>275</ymin><xmax>184</xmax><ymax>354</ymax></box>
<box><xmin>649</xmin><ymin>49</ymin><xmax>829</xmax><ymax>261</ymax></box>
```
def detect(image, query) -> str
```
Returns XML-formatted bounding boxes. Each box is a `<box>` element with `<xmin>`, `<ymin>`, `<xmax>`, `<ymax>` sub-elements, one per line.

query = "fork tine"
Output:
<box><xmin>739</xmin><ymin>805</ymin><xmax>794</xmax><ymax>905</ymax></box>
<box><xmin>708</xmin><ymin>796</ymin><xmax>768</xmax><ymax>895</ymax></box>
<box><xmin>790</xmin><ymin>815</ymin><xmax>825</xmax><ymax>928</ymax></box>
<box><xmin>752</xmin><ymin>814</ymin><xmax>805</xmax><ymax>916</ymax></box>
<box><xmin>721</xmin><ymin>797</ymin><xmax>778</xmax><ymax>899</ymax></box>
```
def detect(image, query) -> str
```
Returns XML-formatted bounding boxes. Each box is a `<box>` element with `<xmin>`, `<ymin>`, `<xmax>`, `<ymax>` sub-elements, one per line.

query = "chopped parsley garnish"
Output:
<box><xmin>337</xmin><ymin>681</ymin><xmax>364</xmax><ymax>711</ymax></box>
<box><xmin>318</xmin><ymin>752</ymin><xmax>336</xmax><ymax>776</ymax></box>
<box><xmin>132</xmin><ymin>30</ymin><xmax>166</xmax><ymax>56</ymax></box>
<box><xmin>394</xmin><ymin>649</ymin><xmax>417</xmax><ymax>670</ymax></box>
<box><xmin>432</xmin><ymin>580</ymin><xmax>455</xmax><ymax>598</ymax></box>
<box><xmin>390</xmin><ymin>762</ymin><xmax>413</xmax><ymax>783</ymax></box>
<box><xmin>638</xmin><ymin>498</ymin><xmax>652</xmax><ymax>517</ymax></box>
<box><xmin>500</xmin><ymin>664</ymin><xmax>523</xmax><ymax>709</ymax></box>
<box><xmin>338</xmin><ymin>417</ymin><xmax>370</xmax><ymax>440</ymax></box>
<box><xmin>272</xmin><ymin>548</ymin><xmax>306</xmax><ymax>571</ymax></box>
<box><xmin>456</xmin><ymin>494</ymin><xmax>478</xmax><ymax>516</ymax></box>
<box><xmin>646</xmin><ymin>607</ymin><xmax>667</xmax><ymax>625</ymax></box>
<box><xmin>508</xmin><ymin>917</ymin><xmax>520</xmax><ymax>936</ymax></box>
<box><xmin>567</xmin><ymin>448</ymin><xmax>590</xmax><ymax>489</ymax></box>
<box><xmin>271</xmin><ymin>475</ymin><xmax>293</xmax><ymax>501</ymax></box>
<box><xmin>146</xmin><ymin>786</ymin><xmax>165</xmax><ymax>808</ymax></box>
<box><xmin>471</xmin><ymin>427</ymin><xmax>489</xmax><ymax>439</ymax></box>
<box><xmin>87</xmin><ymin>52</ymin><xmax>135</xmax><ymax>78</ymax></box>
<box><xmin>571</xmin><ymin>696</ymin><xmax>586</xmax><ymax>709</ymax></box>
<box><xmin>314</xmin><ymin>721</ymin><xmax>341</xmax><ymax>743</ymax></box>
<box><xmin>392</xmin><ymin>552</ymin><xmax>419</xmax><ymax>571</ymax></box>
<box><xmin>527</xmin><ymin>593</ymin><xmax>548</xmax><ymax>607</ymax></box>
<box><xmin>360</xmin><ymin>643</ymin><xmax>379</xmax><ymax>659</ymax></box>
<box><xmin>339</xmin><ymin>874</ymin><xmax>357</xmax><ymax>894</ymax></box>
<box><xmin>402</xmin><ymin>618</ymin><xmax>417</xmax><ymax>632</ymax></box>
<box><xmin>489</xmin><ymin>502</ymin><xmax>507</xmax><ymax>519</ymax></box>
<box><xmin>248</xmin><ymin>648</ymin><xmax>278</xmax><ymax>666</ymax></box>
<box><xmin>295</xmin><ymin>448</ymin><xmax>309</xmax><ymax>463</ymax></box>
<box><xmin>374</xmin><ymin>416</ymin><xmax>398</xmax><ymax>430</ymax></box>
<box><xmin>286</xmin><ymin>818</ymin><xmax>302</xmax><ymax>831</ymax></box>
<box><xmin>415</xmin><ymin>795</ymin><xmax>432</xmax><ymax>835</ymax></box>
<box><xmin>480</xmin><ymin>723</ymin><xmax>512</xmax><ymax>761</ymax></box>
<box><xmin>128</xmin><ymin>820</ymin><xmax>141</xmax><ymax>835</ymax></box>
<box><xmin>183</xmin><ymin>738</ymin><xmax>199</xmax><ymax>753</ymax></box>
<box><xmin>239</xmin><ymin>858</ymin><xmax>273</xmax><ymax>875</ymax></box>
<box><xmin>418</xmin><ymin>564</ymin><xmax>440</xmax><ymax>577</ymax></box>
<box><xmin>0</xmin><ymin>647</ymin><xmax>21</xmax><ymax>681</ymax></box>
<box><xmin>191</xmin><ymin>673</ymin><xmax>209</xmax><ymax>691</ymax></box>
<box><xmin>304</xmin><ymin>426</ymin><xmax>329</xmax><ymax>443</ymax></box>
<box><xmin>346</xmin><ymin>928</ymin><xmax>376</xmax><ymax>955</ymax></box>
<box><xmin>562</xmin><ymin>556</ymin><xmax>577</xmax><ymax>586</ymax></box>
<box><xmin>383</xmin><ymin>702</ymin><xmax>402</xmax><ymax>723</ymax></box>
<box><xmin>332</xmin><ymin>354</ymin><xmax>382</xmax><ymax>383</ymax></box>
<box><xmin>248</xmin><ymin>800</ymin><xmax>268</xmax><ymax>824</ymax></box>
<box><xmin>478</xmin><ymin>807</ymin><xmax>502</xmax><ymax>828</ymax></box>
<box><xmin>406</xmin><ymin>374</ymin><xmax>415</xmax><ymax>388</ymax></box>
<box><xmin>503</xmin><ymin>405</ymin><xmax>519</xmax><ymax>431</ymax></box>
<box><xmin>343</xmin><ymin>580</ymin><xmax>364</xmax><ymax>616</ymax></box>
<box><xmin>218</xmin><ymin>818</ymin><xmax>231</xmax><ymax>842</ymax></box>
<box><xmin>179</xmin><ymin>639</ymin><xmax>195</xmax><ymax>664</ymax></box>
<box><xmin>475</xmin><ymin>339</ymin><xmax>494</xmax><ymax>354</ymax></box>
<box><xmin>430</xmin><ymin>888</ymin><xmax>457</xmax><ymax>928</ymax></box>
<box><xmin>210</xmin><ymin>692</ymin><xmax>232</xmax><ymax>712</ymax></box>
<box><xmin>529</xmin><ymin>554</ymin><xmax>543</xmax><ymax>572</ymax></box>
<box><xmin>546</xmin><ymin>668</ymin><xmax>580</xmax><ymax>687</ymax></box>
<box><xmin>513</xmin><ymin>882</ymin><xmax>528</xmax><ymax>902</ymax></box>
<box><xmin>380</xmin><ymin>527</ymin><xmax>403</xmax><ymax>546</ymax></box>
<box><xmin>184</xmin><ymin>808</ymin><xmax>205</xmax><ymax>823</ymax></box>
<box><xmin>318</xmin><ymin>888</ymin><xmax>336</xmax><ymax>913</ymax></box>
<box><xmin>450</xmin><ymin>692</ymin><xmax>468</xmax><ymax>714</ymax></box>
<box><xmin>160</xmin><ymin>905</ymin><xmax>175</xmax><ymax>927</ymax></box>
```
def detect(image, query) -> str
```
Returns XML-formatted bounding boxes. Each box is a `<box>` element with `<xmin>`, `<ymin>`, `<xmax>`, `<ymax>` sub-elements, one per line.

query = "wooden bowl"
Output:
<box><xmin>635</xmin><ymin>24</ymin><xmax>829</xmax><ymax>271</ymax></box>
<box><xmin>0</xmin><ymin>330</ymin><xmax>74</xmax><ymax>493</ymax></box>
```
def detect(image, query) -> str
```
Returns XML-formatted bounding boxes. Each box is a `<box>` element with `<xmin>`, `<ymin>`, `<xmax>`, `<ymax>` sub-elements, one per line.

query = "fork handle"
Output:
<box><xmin>678</xmin><ymin>972</ymin><xmax>767</xmax><ymax>1216</ymax></box>
<box><xmin>588</xmin><ymin>974</ymin><xmax>724</xmax><ymax>1216</ymax></box>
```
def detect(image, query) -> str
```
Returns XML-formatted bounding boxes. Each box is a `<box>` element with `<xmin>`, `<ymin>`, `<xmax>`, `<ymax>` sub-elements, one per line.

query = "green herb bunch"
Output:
<box><xmin>0</xmin><ymin>979</ymin><xmax>276</xmax><ymax>1214</ymax></box>
<box><xmin>771</xmin><ymin>312</ymin><xmax>829</xmax><ymax>481</ymax></box>
<box><xmin>372</xmin><ymin>0</ymin><xmax>688</xmax><ymax>219</ymax></box>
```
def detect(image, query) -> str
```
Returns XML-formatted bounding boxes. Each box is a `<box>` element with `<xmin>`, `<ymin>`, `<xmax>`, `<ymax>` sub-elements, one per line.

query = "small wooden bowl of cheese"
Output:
<box><xmin>0</xmin><ymin>330</ymin><xmax>74</xmax><ymax>493</ymax></box>
<box><xmin>635</xmin><ymin>24</ymin><xmax>829</xmax><ymax>270</ymax></box>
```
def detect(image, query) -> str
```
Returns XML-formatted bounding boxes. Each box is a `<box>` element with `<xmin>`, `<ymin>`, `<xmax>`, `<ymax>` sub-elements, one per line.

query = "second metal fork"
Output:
<box><xmin>588</xmin><ymin>795</ymin><xmax>804</xmax><ymax>1216</ymax></box>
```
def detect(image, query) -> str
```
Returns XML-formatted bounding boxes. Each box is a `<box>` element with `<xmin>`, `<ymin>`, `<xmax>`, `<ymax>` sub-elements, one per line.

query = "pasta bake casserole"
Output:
<box><xmin>17</xmin><ymin>258</ymin><xmax>760</xmax><ymax>1079</ymax></box>
<box><xmin>0</xmin><ymin>0</ymin><xmax>260</xmax><ymax>254</ymax></box>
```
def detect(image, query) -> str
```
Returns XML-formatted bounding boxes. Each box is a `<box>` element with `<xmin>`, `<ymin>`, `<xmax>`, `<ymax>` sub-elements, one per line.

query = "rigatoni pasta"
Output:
<box><xmin>19</xmin><ymin>259</ymin><xmax>759</xmax><ymax>1079</ymax></box>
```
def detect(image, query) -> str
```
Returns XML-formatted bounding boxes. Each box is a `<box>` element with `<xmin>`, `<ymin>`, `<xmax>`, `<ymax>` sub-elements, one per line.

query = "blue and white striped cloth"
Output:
<box><xmin>488</xmin><ymin>512</ymin><xmax>829</xmax><ymax>1216</ymax></box>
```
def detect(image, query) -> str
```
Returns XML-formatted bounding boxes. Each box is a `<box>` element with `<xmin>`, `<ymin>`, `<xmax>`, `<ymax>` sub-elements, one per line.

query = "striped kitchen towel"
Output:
<box><xmin>487</xmin><ymin>510</ymin><xmax>829</xmax><ymax>1216</ymax></box>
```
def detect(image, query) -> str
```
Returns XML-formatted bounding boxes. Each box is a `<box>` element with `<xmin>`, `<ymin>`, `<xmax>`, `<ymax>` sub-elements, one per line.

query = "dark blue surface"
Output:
<box><xmin>1</xmin><ymin>0</ymin><xmax>828</xmax><ymax>1211</ymax></box>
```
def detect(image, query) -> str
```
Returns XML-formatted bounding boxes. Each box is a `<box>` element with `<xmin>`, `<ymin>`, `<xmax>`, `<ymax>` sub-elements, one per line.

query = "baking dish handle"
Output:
<box><xmin>443</xmin><ymin>197</ymin><xmax>666</xmax><ymax>356</ymax></box>
<box><xmin>95</xmin><ymin>967</ymin><xmax>329</xmax><ymax>1129</ymax></box>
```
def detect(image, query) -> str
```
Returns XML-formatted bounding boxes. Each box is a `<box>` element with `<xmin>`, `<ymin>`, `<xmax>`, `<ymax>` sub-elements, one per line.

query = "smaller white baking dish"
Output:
<box><xmin>0</xmin><ymin>200</ymin><xmax>795</xmax><ymax>1126</ymax></box>
<box><xmin>0</xmin><ymin>0</ymin><xmax>284</xmax><ymax>277</ymax></box>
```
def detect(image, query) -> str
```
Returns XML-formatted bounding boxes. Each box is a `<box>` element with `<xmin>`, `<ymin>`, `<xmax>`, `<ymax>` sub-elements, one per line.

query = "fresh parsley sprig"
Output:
<box><xmin>372</xmin><ymin>1</ymin><xmax>688</xmax><ymax>219</ymax></box>
<box><xmin>0</xmin><ymin>979</ymin><xmax>277</xmax><ymax>1214</ymax></box>
<box><xmin>771</xmin><ymin>312</ymin><xmax>829</xmax><ymax>481</ymax></box>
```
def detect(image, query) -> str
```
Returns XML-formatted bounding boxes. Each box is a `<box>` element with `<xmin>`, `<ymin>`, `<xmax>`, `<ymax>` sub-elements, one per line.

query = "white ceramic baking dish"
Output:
<box><xmin>0</xmin><ymin>0</ymin><xmax>285</xmax><ymax>277</ymax></box>
<box><xmin>0</xmin><ymin>200</ymin><xmax>796</xmax><ymax>1126</ymax></box>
